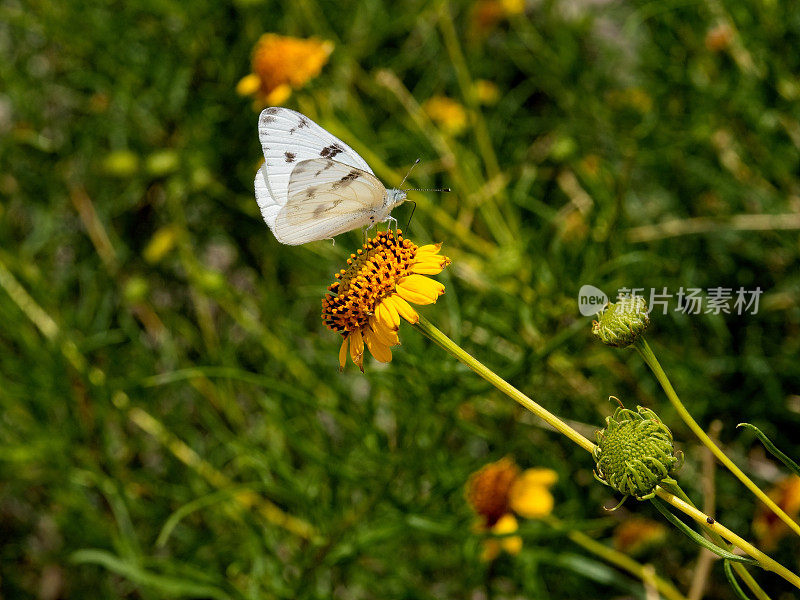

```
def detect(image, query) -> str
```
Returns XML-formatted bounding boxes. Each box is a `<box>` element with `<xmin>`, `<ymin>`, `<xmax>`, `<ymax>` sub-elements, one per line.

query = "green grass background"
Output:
<box><xmin>2</xmin><ymin>0</ymin><xmax>800</xmax><ymax>598</ymax></box>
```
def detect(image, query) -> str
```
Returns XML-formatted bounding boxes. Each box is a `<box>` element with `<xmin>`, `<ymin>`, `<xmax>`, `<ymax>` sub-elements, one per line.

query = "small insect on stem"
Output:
<box><xmin>706</xmin><ymin>516</ymin><xmax>715</xmax><ymax>524</ymax></box>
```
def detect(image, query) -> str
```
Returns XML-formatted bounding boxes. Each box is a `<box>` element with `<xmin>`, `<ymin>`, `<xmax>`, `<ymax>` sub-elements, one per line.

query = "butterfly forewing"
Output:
<box><xmin>272</xmin><ymin>159</ymin><xmax>386</xmax><ymax>245</ymax></box>
<box><xmin>258</xmin><ymin>107</ymin><xmax>374</xmax><ymax>206</ymax></box>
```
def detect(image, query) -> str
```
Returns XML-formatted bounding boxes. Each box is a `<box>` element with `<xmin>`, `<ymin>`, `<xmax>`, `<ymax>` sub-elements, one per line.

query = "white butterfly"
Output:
<box><xmin>255</xmin><ymin>107</ymin><xmax>410</xmax><ymax>245</ymax></box>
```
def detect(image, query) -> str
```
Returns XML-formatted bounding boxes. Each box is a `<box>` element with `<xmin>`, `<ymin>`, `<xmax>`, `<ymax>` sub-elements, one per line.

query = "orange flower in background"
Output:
<box><xmin>237</xmin><ymin>33</ymin><xmax>334</xmax><ymax>107</ymax></box>
<box><xmin>613</xmin><ymin>518</ymin><xmax>667</xmax><ymax>555</ymax></box>
<box><xmin>422</xmin><ymin>96</ymin><xmax>468</xmax><ymax>136</ymax></box>
<box><xmin>321</xmin><ymin>230</ymin><xmax>450</xmax><ymax>371</ymax></box>
<box><xmin>753</xmin><ymin>475</ymin><xmax>800</xmax><ymax>551</ymax></box>
<box><xmin>469</xmin><ymin>0</ymin><xmax>526</xmax><ymax>37</ymax></box>
<box><xmin>705</xmin><ymin>23</ymin><xmax>733</xmax><ymax>52</ymax></box>
<box><xmin>466</xmin><ymin>457</ymin><xmax>558</xmax><ymax>560</ymax></box>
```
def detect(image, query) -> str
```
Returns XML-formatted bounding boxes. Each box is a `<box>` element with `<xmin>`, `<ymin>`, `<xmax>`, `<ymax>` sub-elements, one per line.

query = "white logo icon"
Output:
<box><xmin>578</xmin><ymin>285</ymin><xmax>608</xmax><ymax>316</ymax></box>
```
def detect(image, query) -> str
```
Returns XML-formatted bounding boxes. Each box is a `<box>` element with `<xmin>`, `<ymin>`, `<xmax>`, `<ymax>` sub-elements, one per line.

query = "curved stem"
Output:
<box><xmin>634</xmin><ymin>337</ymin><xmax>800</xmax><ymax>539</ymax></box>
<box><xmin>413</xmin><ymin>316</ymin><xmax>595</xmax><ymax>453</ymax></box>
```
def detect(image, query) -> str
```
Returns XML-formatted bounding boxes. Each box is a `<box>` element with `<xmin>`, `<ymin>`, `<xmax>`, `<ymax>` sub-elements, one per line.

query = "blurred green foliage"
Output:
<box><xmin>2</xmin><ymin>0</ymin><xmax>800</xmax><ymax>598</ymax></box>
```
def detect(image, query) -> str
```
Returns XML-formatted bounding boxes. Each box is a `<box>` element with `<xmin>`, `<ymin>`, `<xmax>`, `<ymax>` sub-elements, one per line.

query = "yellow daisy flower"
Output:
<box><xmin>422</xmin><ymin>96</ymin><xmax>468</xmax><ymax>136</ymax></box>
<box><xmin>237</xmin><ymin>33</ymin><xmax>334</xmax><ymax>107</ymax></box>
<box><xmin>321</xmin><ymin>230</ymin><xmax>450</xmax><ymax>371</ymax></box>
<box><xmin>466</xmin><ymin>457</ymin><xmax>558</xmax><ymax>560</ymax></box>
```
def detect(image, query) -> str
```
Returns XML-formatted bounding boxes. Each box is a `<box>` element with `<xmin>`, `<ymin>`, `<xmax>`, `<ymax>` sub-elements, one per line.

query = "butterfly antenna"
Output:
<box><xmin>399</xmin><ymin>158</ymin><xmax>421</xmax><ymax>188</ymax></box>
<box><xmin>404</xmin><ymin>187</ymin><xmax>451</xmax><ymax>193</ymax></box>
<box><xmin>405</xmin><ymin>201</ymin><xmax>417</xmax><ymax>231</ymax></box>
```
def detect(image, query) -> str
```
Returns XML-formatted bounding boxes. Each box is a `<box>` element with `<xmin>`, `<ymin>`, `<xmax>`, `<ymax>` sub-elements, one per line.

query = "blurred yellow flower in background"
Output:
<box><xmin>753</xmin><ymin>475</ymin><xmax>800</xmax><ymax>551</ymax></box>
<box><xmin>473</xmin><ymin>79</ymin><xmax>500</xmax><ymax>105</ymax></box>
<box><xmin>466</xmin><ymin>457</ymin><xmax>558</xmax><ymax>560</ymax></box>
<box><xmin>422</xmin><ymin>96</ymin><xmax>468</xmax><ymax>136</ymax></box>
<box><xmin>237</xmin><ymin>33</ymin><xmax>334</xmax><ymax>107</ymax></box>
<box><xmin>321</xmin><ymin>230</ymin><xmax>450</xmax><ymax>371</ymax></box>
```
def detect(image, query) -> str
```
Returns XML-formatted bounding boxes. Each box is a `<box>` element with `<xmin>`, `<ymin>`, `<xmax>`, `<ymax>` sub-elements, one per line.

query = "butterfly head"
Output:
<box><xmin>385</xmin><ymin>188</ymin><xmax>408</xmax><ymax>209</ymax></box>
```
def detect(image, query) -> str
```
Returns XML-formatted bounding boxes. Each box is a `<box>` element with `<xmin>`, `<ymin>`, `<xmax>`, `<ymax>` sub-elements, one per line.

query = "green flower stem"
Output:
<box><xmin>413</xmin><ymin>316</ymin><xmax>596</xmax><ymax>454</ymax></box>
<box><xmin>655</xmin><ymin>486</ymin><xmax>800</xmax><ymax>589</ymax></box>
<box><xmin>634</xmin><ymin>337</ymin><xmax>800</xmax><ymax>539</ymax></box>
<box><xmin>544</xmin><ymin>517</ymin><xmax>689</xmax><ymax>600</ymax></box>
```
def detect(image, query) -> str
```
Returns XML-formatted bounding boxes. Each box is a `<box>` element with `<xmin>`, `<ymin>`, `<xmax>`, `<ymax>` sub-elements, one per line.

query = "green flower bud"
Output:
<box><xmin>593</xmin><ymin>402</ymin><xmax>683</xmax><ymax>500</ymax></box>
<box><xmin>592</xmin><ymin>297</ymin><xmax>650</xmax><ymax>348</ymax></box>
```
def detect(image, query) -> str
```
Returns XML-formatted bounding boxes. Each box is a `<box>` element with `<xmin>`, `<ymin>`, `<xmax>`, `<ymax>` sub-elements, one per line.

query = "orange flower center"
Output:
<box><xmin>322</xmin><ymin>230</ymin><xmax>418</xmax><ymax>335</ymax></box>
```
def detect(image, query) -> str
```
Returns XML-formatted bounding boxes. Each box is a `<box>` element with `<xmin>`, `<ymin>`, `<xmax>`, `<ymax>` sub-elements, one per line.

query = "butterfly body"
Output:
<box><xmin>255</xmin><ymin>107</ymin><xmax>407</xmax><ymax>245</ymax></box>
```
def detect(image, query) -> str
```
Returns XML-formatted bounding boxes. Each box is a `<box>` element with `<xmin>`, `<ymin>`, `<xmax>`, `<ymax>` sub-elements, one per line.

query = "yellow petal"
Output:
<box><xmin>350</xmin><ymin>329</ymin><xmax>364</xmax><ymax>371</ymax></box>
<box><xmin>416</xmin><ymin>243</ymin><xmax>442</xmax><ymax>256</ymax></box>
<box><xmin>385</xmin><ymin>294</ymin><xmax>419</xmax><ymax>324</ymax></box>
<box><xmin>509</xmin><ymin>472</ymin><xmax>556</xmax><ymax>519</ymax></box>
<box><xmin>396</xmin><ymin>275</ymin><xmax>444</xmax><ymax>305</ymax></box>
<box><xmin>369</xmin><ymin>317</ymin><xmax>400</xmax><ymax>346</ymax></box>
<box><xmin>501</xmin><ymin>534</ymin><xmax>523</xmax><ymax>555</ymax></box>
<box><xmin>338</xmin><ymin>337</ymin><xmax>349</xmax><ymax>371</ymax></box>
<box><xmin>396</xmin><ymin>286</ymin><xmax>432</xmax><ymax>306</ymax></box>
<box><xmin>411</xmin><ymin>259</ymin><xmax>447</xmax><ymax>275</ymax></box>
<box><xmin>518</xmin><ymin>468</ymin><xmax>558</xmax><ymax>487</ymax></box>
<box><xmin>265</xmin><ymin>84</ymin><xmax>292</xmax><ymax>105</ymax></box>
<box><xmin>376</xmin><ymin>298</ymin><xmax>400</xmax><ymax>330</ymax></box>
<box><xmin>364</xmin><ymin>328</ymin><xmax>392</xmax><ymax>363</ymax></box>
<box><xmin>399</xmin><ymin>274</ymin><xmax>445</xmax><ymax>298</ymax></box>
<box><xmin>492</xmin><ymin>514</ymin><xmax>522</xmax><ymax>555</ymax></box>
<box><xmin>236</xmin><ymin>73</ymin><xmax>261</xmax><ymax>96</ymax></box>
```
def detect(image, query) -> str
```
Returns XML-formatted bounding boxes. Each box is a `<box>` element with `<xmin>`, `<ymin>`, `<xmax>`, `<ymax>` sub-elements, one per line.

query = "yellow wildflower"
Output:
<box><xmin>321</xmin><ymin>230</ymin><xmax>450</xmax><ymax>371</ymax></box>
<box><xmin>423</xmin><ymin>96</ymin><xmax>468</xmax><ymax>136</ymax></box>
<box><xmin>473</xmin><ymin>79</ymin><xmax>500</xmax><ymax>105</ymax></box>
<box><xmin>237</xmin><ymin>33</ymin><xmax>333</xmax><ymax>107</ymax></box>
<box><xmin>753</xmin><ymin>475</ymin><xmax>800</xmax><ymax>551</ymax></box>
<box><xmin>466</xmin><ymin>457</ymin><xmax>558</xmax><ymax>560</ymax></box>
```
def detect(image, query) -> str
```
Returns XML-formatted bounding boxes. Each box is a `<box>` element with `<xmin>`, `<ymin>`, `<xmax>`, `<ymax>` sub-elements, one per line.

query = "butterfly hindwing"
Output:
<box><xmin>271</xmin><ymin>159</ymin><xmax>386</xmax><ymax>245</ymax></box>
<box><xmin>258</xmin><ymin>107</ymin><xmax>374</xmax><ymax>207</ymax></box>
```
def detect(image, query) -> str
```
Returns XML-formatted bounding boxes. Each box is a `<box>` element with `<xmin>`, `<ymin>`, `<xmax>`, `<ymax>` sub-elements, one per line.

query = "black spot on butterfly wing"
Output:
<box><xmin>312</xmin><ymin>198</ymin><xmax>344</xmax><ymax>217</ymax></box>
<box><xmin>285</xmin><ymin>152</ymin><xmax>296</xmax><ymax>163</ymax></box>
<box><xmin>320</xmin><ymin>143</ymin><xmax>345</xmax><ymax>159</ymax></box>
<box><xmin>289</xmin><ymin>115</ymin><xmax>311</xmax><ymax>134</ymax></box>
<box><xmin>331</xmin><ymin>169</ymin><xmax>361</xmax><ymax>190</ymax></box>
<box><xmin>314</xmin><ymin>160</ymin><xmax>336</xmax><ymax>177</ymax></box>
<box><xmin>265</xmin><ymin>107</ymin><xmax>280</xmax><ymax>115</ymax></box>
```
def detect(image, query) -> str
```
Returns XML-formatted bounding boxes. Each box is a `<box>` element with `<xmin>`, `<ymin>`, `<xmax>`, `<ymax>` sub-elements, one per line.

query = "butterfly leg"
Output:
<box><xmin>386</xmin><ymin>215</ymin><xmax>398</xmax><ymax>236</ymax></box>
